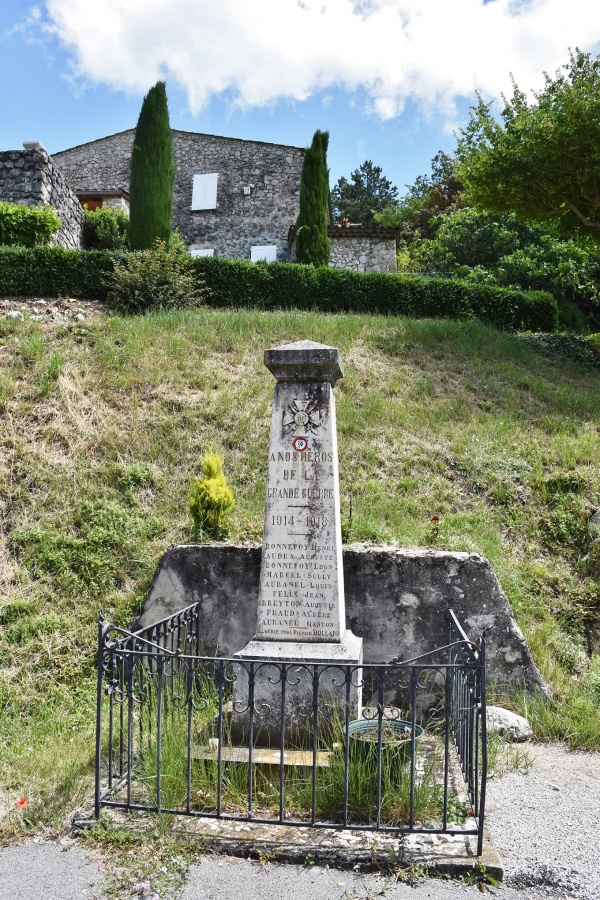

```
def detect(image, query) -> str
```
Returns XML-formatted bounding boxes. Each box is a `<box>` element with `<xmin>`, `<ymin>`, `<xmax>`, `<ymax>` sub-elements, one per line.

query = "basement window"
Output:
<box><xmin>251</xmin><ymin>245</ymin><xmax>277</xmax><ymax>263</ymax></box>
<box><xmin>191</xmin><ymin>173</ymin><xmax>218</xmax><ymax>210</ymax></box>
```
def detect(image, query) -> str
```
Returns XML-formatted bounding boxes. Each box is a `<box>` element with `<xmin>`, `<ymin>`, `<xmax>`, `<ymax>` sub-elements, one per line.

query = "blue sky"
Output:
<box><xmin>2</xmin><ymin>1</ymin><xmax>600</xmax><ymax>197</ymax></box>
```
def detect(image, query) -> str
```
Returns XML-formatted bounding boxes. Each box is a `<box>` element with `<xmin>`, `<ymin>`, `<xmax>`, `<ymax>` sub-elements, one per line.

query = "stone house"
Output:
<box><xmin>1</xmin><ymin>129</ymin><xmax>399</xmax><ymax>272</ymax></box>
<box><xmin>53</xmin><ymin>128</ymin><xmax>399</xmax><ymax>271</ymax></box>
<box><xmin>291</xmin><ymin>223</ymin><xmax>399</xmax><ymax>274</ymax></box>
<box><xmin>53</xmin><ymin>129</ymin><xmax>305</xmax><ymax>263</ymax></box>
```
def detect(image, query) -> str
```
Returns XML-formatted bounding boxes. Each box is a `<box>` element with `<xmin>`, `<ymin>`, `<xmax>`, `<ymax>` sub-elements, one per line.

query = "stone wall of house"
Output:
<box><xmin>103</xmin><ymin>196</ymin><xmax>130</xmax><ymax>212</ymax></box>
<box><xmin>54</xmin><ymin>129</ymin><xmax>305</xmax><ymax>261</ymax></box>
<box><xmin>173</xmin><ymin>131</ymin><xmax>304</xmax><ymax>262</ymax></box>
<box><xmin>0</xmin><ymin>148</ymin><xmax>84</xmax><ymax>249</ymax></box>
<box><xmin>329</xmin><ymin>234</ymin><xmax>398</xmax><ymax>273</ymax></box>
<box><xmin>53</xmin><ymin>131</ymin><xmax>134</xmax><ymax>194</ymax></box>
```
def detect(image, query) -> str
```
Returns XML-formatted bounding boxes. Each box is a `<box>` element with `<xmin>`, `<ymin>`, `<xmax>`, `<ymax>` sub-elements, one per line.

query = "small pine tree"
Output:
<box><xmin>295</xmin><ymin>130</ymin><xmax>331</xmax><ymax>267</ymax></box>
<box><xmin>129</xmin><ymin>81</ymin><xmax>175</xmax><ymax>250</ymax></box>
<box><xmin>189</xmin><ymin>451</ymin><xmax>235</xmax><ymax>539</ymax></box>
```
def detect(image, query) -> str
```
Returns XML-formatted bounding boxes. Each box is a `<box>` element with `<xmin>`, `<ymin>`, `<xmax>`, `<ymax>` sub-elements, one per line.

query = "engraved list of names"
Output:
<box><xmin>255</xmin><ymin>342</ymin><xmax>345</xmax><ymax>643</ymax></box>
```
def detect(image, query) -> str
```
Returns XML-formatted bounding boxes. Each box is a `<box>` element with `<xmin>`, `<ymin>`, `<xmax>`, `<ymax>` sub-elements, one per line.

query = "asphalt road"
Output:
<box><xmin>0</xmin><ymin>744</ymin><xmax>597</xmax><ymax>900</ymax></box>
<box><xmin>0</xmin><ymin>841</ymin><xmax>552</xmax><ymax>900</ymax></box>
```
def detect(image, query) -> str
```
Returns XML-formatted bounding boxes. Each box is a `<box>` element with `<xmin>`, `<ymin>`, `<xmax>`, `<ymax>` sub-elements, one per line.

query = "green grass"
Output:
<box><xmin>1</xmin><ymin>307</ymin><xmax>599</xmax><ymax>834</ymax></box>
<box><xmin>133</xmin><ymin>687</ymin><xmax>451</xmax><ymax>827</ymax></box>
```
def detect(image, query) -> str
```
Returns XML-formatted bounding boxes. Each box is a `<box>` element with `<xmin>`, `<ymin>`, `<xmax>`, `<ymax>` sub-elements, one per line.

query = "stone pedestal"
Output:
<box><xmin>232</xmin><ymin>632</ymin><xmax>363</xmax><ymax>746</ymax></box>
<box><xmin>233</xmin><ymin>341</ymin><xmax>363</xmax><ymax>746</ymax></box>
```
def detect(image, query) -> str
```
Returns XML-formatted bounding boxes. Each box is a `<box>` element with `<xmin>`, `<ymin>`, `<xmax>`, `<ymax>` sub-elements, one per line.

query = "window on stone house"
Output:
<box><xmin>251</xmin><ymin>245</ymin><xmax>277</xmax><ymax>263</ymax></box>
<box><xmin>189</xmin><ymin>247</ymin><xmax>214</xmax><ymax>257</ymax></box>
<box><xmin>191</xmin><ymin>173</ymin><xmax>218</xmax><ymax>210</ymax></box>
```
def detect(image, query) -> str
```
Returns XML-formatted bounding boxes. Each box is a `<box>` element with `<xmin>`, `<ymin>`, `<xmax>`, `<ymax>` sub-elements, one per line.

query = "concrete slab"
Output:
<box><xmin>73</xmin><ymin>802</ymin><xmax>502</xmax><ymax>882</ymax></box>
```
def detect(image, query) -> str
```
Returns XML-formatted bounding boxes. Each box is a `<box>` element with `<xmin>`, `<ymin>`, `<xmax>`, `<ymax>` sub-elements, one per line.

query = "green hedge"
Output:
<box><xmin>0</xmin><ymin>246</ymin><xmax>117</xmax><ymax>300</ymax></box>
<box><xmin>0</xmin><ymin>247</ymin><xmax>559</xmax><ymax>332</ymax></box>
<box><xmin>193</xmin><ymin>257</ymin><xmax>559</xmax><ymax>332</ymax></box>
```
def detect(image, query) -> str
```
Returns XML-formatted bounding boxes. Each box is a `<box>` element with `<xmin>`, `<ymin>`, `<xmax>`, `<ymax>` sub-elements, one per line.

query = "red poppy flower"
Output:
<box><xmin>432</xmin><ymin>516</ymin><xmax>440</xmax><ymax>522</ymax></box>
<box><xmin>15</xmin><ymin>797</ymin><xmax>28</xmax><ymax>809</ymax></box>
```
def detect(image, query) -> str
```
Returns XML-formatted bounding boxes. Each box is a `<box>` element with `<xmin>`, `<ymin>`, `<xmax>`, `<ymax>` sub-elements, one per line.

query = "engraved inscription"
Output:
<box><xmin>256</xmin><ymin>378</ymin><xmax>345</xmax><ymax>642</ymax></box>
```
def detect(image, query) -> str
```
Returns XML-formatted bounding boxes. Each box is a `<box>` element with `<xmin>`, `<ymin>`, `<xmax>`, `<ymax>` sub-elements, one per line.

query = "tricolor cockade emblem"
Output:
<box><xmin>283</xmin><ymin>398</ymin><xmax>321</xmax><ymax>436</ymax></box>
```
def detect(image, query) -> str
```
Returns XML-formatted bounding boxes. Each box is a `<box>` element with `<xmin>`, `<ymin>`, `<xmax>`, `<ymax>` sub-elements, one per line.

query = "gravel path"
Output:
<box><xmin>484</xmin><ymin>743</ymin><xmax>600</xmax><ymax>899</ymax></box>
<box><xmin>0</xmin><ymin>744</ymin><xmax>598</xmax><ymax>899</ymax></box>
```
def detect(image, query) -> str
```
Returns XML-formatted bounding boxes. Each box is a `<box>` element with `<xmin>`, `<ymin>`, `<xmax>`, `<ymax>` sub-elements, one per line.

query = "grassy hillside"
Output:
<box><xmin>0</xmin><ymin>307</ymin><xmax>599</xmax><ymax>832</ymax></box>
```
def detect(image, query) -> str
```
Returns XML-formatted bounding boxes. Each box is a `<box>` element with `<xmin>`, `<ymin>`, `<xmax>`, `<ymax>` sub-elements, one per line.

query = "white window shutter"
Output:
<box><xmin>251</xmin><ymin>245</ymin><xmax>277</xmax><ymax>263</ymax></box>
<box><xmin>191</xmin><ymin>173</ymin><xmax>218</xmax><ymax>210</ymax></box>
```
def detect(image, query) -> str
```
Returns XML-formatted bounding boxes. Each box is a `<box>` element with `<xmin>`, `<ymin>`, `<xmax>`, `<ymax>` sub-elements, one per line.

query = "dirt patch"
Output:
<box><xmin>0</xmin><ymin>296</ymin><xmax>106</xmax><ymax>323</ymax></box>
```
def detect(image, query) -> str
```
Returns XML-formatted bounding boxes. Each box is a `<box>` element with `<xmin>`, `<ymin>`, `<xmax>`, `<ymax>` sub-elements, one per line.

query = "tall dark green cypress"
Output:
<box><xmin>295</xmin><ymin>129</ymin><xmax>331</xmax><ymax>266</ymax></box>
<box><xmin>129</xmin><ymin>81</ymin><xmax>175</xmax><ymax>250</ymax></box>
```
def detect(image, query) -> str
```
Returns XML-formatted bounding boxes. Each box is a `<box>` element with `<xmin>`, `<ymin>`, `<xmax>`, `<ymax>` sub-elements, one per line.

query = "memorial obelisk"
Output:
<box><xmin>234</xmin><ymin>340</ymin><xmax>362</xmax><ymax>744</ymax></box>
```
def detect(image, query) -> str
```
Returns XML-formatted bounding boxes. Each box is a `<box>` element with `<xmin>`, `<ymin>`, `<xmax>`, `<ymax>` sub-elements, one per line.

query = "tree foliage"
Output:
<box><xmin>295</xmin><ymin>130</ymin><xmax>331</xmax><ymax>267</ymax></box>
<box><xmin>374</xmin><ymin>152</ymin><xmax>464</xmax><ymax>239</ymax></box>
<box><xmin>456</xmin><ymin>50</ymin><xmax>600</xmax><ymax>241</ymax></box>
<box><xmin>331</xmin><ymin>160</ymin><xmax>398</xmax><ymax>226</ymax></box>
<box><xmin>129</xmin><ymin>81</ymin><xmax>175</xmax><ymax>250</ymax></box>
<box><xmin>408</xmin><ymin>208</ymin><xmax>600</xmax><ymax>328</ymax></box>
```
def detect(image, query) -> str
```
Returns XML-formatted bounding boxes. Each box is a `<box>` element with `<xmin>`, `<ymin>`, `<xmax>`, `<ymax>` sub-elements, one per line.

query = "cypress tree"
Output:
<box><xmin>129</xmin><ymin>81</ymin><xmax>175</xmax><ymax>250</ymax></box>
<box><xmin>295</xmin><ymin>129</ymin><xmax>331</xmax><ymax>266</ymax></box>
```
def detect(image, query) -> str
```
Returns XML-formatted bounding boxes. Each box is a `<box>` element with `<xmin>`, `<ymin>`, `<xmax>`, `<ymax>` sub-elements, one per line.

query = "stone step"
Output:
<box><xmin>191</xmin><ymin>739</ymin><xmax>335</xmax><ymax>768</ymax></box>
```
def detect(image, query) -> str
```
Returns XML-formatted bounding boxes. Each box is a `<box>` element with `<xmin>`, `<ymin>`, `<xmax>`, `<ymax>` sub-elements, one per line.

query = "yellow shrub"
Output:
<box><xmin>189</xmin><ymin>451</ymin><xmax>235</xmax><ymax>539</ymax></box>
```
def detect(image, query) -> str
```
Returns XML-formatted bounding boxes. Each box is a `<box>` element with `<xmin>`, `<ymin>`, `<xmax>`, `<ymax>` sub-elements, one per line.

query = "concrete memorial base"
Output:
<box><xmin>135</xmin><ymin>544</ymin><xmax>547</xmax><ymax>701</ymax></box>
<box><xmin>230</xmin><ymin>630</ymin><xmax>363</xmax><ymax>746</ymax></box>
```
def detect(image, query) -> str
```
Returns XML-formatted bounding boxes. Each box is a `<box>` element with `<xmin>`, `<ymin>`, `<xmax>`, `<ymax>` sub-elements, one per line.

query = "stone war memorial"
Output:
<box><xmin>232</xmin><ymin>341</ymin><xmax>362</xmax><ymax>743</ymax></box>
<box><xmin>94</xmin><ymin>338</ymin><xmax>546</xmax><ymax>865</ymax></box>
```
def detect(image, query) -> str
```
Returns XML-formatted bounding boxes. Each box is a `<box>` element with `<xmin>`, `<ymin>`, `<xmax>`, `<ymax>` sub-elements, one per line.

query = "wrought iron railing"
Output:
<box><xmin>95</xmin><ymin>606</ymin><xmax>487</xmax><ymax>854</ymax></box>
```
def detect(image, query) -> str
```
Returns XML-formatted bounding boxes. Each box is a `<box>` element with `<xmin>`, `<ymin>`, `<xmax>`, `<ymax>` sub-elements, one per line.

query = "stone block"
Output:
<box><xmin>231</xmin><ymin>630</ymin><xmax>363</xmax><ymax>746</ymax></box>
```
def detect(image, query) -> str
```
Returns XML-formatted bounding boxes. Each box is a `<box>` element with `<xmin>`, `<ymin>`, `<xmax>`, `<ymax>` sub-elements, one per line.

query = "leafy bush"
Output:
<box><xmin>105</xmin><ymin>238</ymin><xmax>208</xmax><ymax>312</ymax></box>
<box><xmin>0</xmin><ymin>201</ymin><xmax>60</xmax><ymax>247</ymax></box>
<box><xmin>517</xmin><ymin>333</ymin><xmax>600</xmax><ymax>371</ymax></box>
<box><xmin>83</xmin><ymin>206</ymin><xmax>129</xmax><ymax>250</ymax></box>
<box><xmin>189</xmin><ymin>451</ymin><xmax>235</xmax><ymax>539</ymax></box>
<box><xmin>587</xmin><ymin>333</ymin><xmax>600</xmax><ymax>356</ymax></box>
<box><xmin>406</xmin><ymin>208</ymin><xmax>600</xmax><ymax>329</ymax></box>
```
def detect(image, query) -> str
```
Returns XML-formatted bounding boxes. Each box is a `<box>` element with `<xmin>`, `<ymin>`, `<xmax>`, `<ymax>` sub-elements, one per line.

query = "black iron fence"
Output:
<box><xmin>95</xmin><ymin>606</ymin><xmax>487</xmax><ymax>854</ymax></box>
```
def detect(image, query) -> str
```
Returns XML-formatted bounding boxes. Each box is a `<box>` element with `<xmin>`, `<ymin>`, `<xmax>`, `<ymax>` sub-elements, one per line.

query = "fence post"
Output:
<box><xmin>94</xmin><ymin>614</ymin><xmax>105</xmax><ymax>819</ymax></box>
<box><xmin>477</xmin><ymin>633</ymin><xmax>488</xmax><ymax>857</ymax></box>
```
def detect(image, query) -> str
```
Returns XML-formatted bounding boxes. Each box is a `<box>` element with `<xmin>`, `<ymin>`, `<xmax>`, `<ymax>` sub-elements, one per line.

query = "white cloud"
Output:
<box><xmin>2</xmin><ymin>6</ymin><xmax>43</xmax><ymax>44</ymax></box>
<box><xmin>43</xmin><ymin>0</ymin><xmax>600</xmax><ymax>119</ymax></box>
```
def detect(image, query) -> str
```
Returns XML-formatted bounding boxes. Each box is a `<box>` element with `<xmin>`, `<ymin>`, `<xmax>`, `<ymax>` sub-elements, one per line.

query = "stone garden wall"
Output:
<box><xmin>0</xmin><ymin>148</ymin><xmax>84</xmax><ymax>249</ymax></box>
<box><xmin>54</xmin><ymin>129</ymin><xmax>305</xmax><ymax>262</ymax></box>
<box><xmin>329</xmin><ymin>231</ymin><xmax>398</xmax><ymax>273</ymax></box>
<box><xmin>135</xmin><ymin>544</ymin><xmax>546</xmax><ymax>698</ymax></box>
